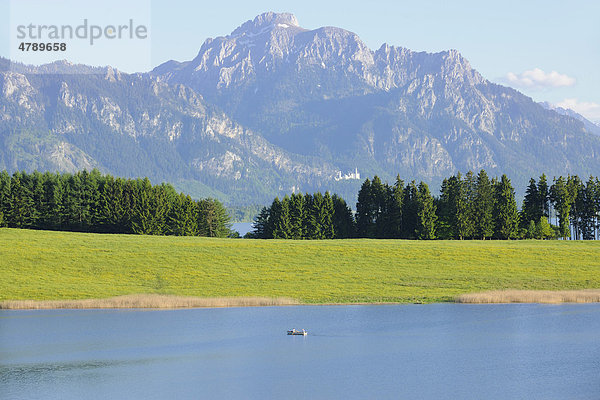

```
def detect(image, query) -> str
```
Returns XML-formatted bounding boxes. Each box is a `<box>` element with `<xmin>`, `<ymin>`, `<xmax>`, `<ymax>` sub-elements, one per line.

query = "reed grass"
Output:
<box><xmin>456</xmin><ymin>289</ymin><xmax>600</xmax><ymax>304</ymax></box>
<box><xmin>0</xmin><ymin>294</ymin><xmax>299</xmax><ymax>309</ymax></box>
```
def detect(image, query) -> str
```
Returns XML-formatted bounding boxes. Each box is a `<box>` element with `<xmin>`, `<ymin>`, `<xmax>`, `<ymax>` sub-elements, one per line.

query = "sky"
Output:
<box><xmin>1</xmin><ymin>0</ymin><xmax>599</xmax><ymax>122</ymax></box>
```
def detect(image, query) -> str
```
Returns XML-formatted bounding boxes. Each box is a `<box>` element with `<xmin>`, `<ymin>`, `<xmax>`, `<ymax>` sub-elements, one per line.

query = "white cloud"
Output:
<box><xmin>555</xmin><ymin>98</ymin><xmax>600</xmax><ymax>124</ymax></box>
<box><xmin>505</xmin><ymin>68</ymin><xmax>576</xmax><ymax>89</ymax></box>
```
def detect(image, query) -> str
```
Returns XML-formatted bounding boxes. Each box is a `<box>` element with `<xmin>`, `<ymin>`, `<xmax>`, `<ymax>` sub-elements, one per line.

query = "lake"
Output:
<box><xmin>232</xmin><ymin>222</ymin><xmax>254</xmax><ymax>237</ymax></box>
<box><xmin>1</xmin><ymin>304</ymin><xmax>599</xmax><ymax>399</ymax></box>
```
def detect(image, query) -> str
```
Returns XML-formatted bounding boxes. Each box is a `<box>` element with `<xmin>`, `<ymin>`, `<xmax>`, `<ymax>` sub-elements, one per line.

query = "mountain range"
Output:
<box><xmin>539</xmin><ymin>101</ymin><xmax>600</xmax><ymax>136</ymax></box>
<box><xmin>1</xmin><ymin>12</ymin><xmax>599</xmax><ymax>205</ymax></box>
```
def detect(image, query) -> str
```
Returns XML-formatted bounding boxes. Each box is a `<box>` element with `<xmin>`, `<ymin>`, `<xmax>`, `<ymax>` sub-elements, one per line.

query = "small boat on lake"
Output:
<box><xmin>287</xmin><ymin>329</ymin><xmax>307</xmax><ymax>336</ymax></box>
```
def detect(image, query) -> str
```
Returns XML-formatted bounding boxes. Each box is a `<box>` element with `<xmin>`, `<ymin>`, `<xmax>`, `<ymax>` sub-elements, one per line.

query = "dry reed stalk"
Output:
<box><xmin>0</xmin><ymin>294</ymin><xmax>300</xmax><ymax>309</ymax></box>
<box><xmin>455</xmin><ymin>289</ymin><xmax>600</xmax><ymax>304</ymax></box>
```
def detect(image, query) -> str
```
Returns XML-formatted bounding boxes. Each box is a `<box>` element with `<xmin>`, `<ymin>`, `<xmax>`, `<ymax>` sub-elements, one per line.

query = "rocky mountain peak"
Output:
<box><xmin>230</xmin><ymin>12</ymin><xmax>300</xmax><ymax>37</ymax></box>
<box><xmin>155</xmin><ymin>12</ymin><xmax>489</xmax><ymax>96</ymax></box>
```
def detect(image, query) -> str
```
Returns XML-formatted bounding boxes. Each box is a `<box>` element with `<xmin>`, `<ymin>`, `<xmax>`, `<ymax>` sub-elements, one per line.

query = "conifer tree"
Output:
<box><xmin>119</xmin><ymin>179</ymin><xmax>137</xmax><ymax>233</ymax></box>
<box><xmin>268</xmin><ymin>197</ymin><xmax>284</xmax><ymax>239</ymax></box>
<box><xmin>526</xmin><ymin>220</ymin><xmax>537</xmax><ymax>239</ymax></box>
<box><xmin>321</xmin><ymin>192</ymin><xmax>336</xmax><ymax>239</ymax></box>
<box><xmin>535</xmin><ymin>216</ymin><xmax>555</xmax><ymax>239</ymax></box>
<box><xmin>493</xmin><ymin>174</ymin><xmax>519</xmax><ymax>239</ymax></box>
<box><xmin>402</xmin><ymin>181</ymin><xmax>419</xmax><ymax>239</ymax></box>
<box><xmin>303</xmin><ymin>194</ymin><xmax>316</xmax><ymax>239</ymax></box>
<box><xmin>62</xmin><ymin>173</ymin><xmax>85</xmax><ymax>230</ymax></box>
<box><xmin>332</xmin><ymin>194</ymin><xmax>354</xmax><ymax>238</ymax></box>
<box><xmin>537</xmin><ymin>174</ymin><xmax>550</xmax><ymax>220</ymax></box>
<box><xmin>567</xmin><ymin>175</ymin><xmax>583</xmax><ymax>239</ymax></box>
<box><xmin>40</xmin><ymin>172</ymin><xmax>63</xmax><ymax>230</ymax></box>
<box><xmin>438</xmin><ymin>175</ymin><xmax>461</xmax><ymax>239</ymax></box>
<box><xmin>82</xmin><ymin>169</ymin><xmax>102</xmax><ymax>229</ymax></box>
<box><xmin>289</xmin><ymin>193</ymin><xmax>305</xmax><ymax>239</ymax></box>
<box><xmin>370</xmin><ymin>176</ymin><xmax>387</xmax><ymax>237</ymax></box>
<box><xmin>521</xmin><ymin>178</ymin><xmax>540</xmax><ymax>229</ymax></box>
<box><xmin>550</xmin><ymin>176</ymin><xmax>572</xmax><ymax>239</ymax></box>
<box><xmin>0</xmin><ymin>171</ymin><xmax>10</xmax><ymax>227</ymax></box>
<box><xmin>149</xmin><ymin>184</ymin><xmax>171</xmax><ymax>235</ymax></box>
<box><xmin>132</xmin><ymin>178</ymin><xmax>157</xmax><ymax>235</ymax></box>
<box><xmin>436</xmin><ymin>178</ymin><xmax>451</xmax><ymax>239</ymax></box>
<box><xmin>473</xmin><ymin>170</ymin><xmax>494</xmax><ymax>239</ymax></box>
<box><xmin>579</xmin><ymin>177</ymin><xmax>597</xmax><ymax>240</ymax></box>
<box><xmin>30</xmin><ymin>171</ymin><xmax>45</xmax><ymax>228</ymax></box>
<box><xmin>272</xmin><ymin>196</ymin><xmax>291</xmax><ymax>239</ymax></box>
<box><xmin>355</xmin><ymin>179</ymin><xmax>375</xmax><ymax>238</ymax></box>
<box><xmin>98</xmin><ymin>175</ymin><xmax>122</xmax><ymax>232</ymax></box>
<box><xmin>9</xmin><ymin>173</ymin><xmax>35</xmax><ymax>228</ymax></box>
<box><xmin>415</xmin><ymin>182</ymin><xmax>437</xmax><ymax>239</ymax></box>
<box><xmin>252</xmin><ymin>206</ymin><xmax>272</xmax><ymax>239</ymax></box>
<box><xmin>590</xmin><ymin>177</ymin><xmax>599</xmax><ymax>239</ymax></box>
<box><xmin>197</xmin><ymin>198</ymin><xmax>231</xmax><ymax>238</ymax></box>
<box><xmin>167</xmin><ymin>194</ymin><xmax>197</xmax><ymax>236</ymax></box>
<box><xmin>387</xmin><ymin>176</ymin><xmax>404</xmax><ymax>238</ymax></box>
<box><xmin>590</xmin><ymin>177</ymin><xmax>600</xmax><ymax>240</ymax></box>
<box><xmin>460</xmin><ymin>171</ymin><xmax>476</xmax><ymax>239</ymax></box>
<box><xmin>311</xmin><ymin>192</ymin><xmax>326</xmax><ymax>239</ymax></box>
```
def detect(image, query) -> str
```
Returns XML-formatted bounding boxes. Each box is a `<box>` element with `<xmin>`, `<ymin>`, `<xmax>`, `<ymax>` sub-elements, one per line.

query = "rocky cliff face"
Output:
<box><xmin>0</xmin><ymin>59</ymin><xmax>336</xmax><ymax>203</ymax></box>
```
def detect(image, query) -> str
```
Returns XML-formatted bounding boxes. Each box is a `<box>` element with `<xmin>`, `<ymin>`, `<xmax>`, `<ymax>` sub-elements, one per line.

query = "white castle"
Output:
<box><xmin>334</xmin><ymin>168</ymin><xmax>360</xmax><ymax>181</ymax></box>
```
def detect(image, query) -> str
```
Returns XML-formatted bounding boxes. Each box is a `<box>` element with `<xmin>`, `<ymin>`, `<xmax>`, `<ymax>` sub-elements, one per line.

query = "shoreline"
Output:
<box><xmin>2</xmin><ymin>290</ymin><xmax>600</xmax><ymax>309</ymax></box>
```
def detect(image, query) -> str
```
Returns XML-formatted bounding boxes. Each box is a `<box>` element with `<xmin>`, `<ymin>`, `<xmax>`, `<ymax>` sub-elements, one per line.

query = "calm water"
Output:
<box><xmin>232</xmin><ymin>222</ymin><xmax>254</xmax><ymax>237</ymax></box>
<box><xmin>1</xmin><ymin>304</ymin><xmax>599</xmax><ymax>400</ymax></box>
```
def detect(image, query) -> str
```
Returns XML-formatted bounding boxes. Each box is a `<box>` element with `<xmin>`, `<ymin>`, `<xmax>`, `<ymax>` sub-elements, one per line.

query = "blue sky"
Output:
<box><xmin>2</xmin><ymin>0</ymin><xmax>599</xmax><ymax>121</ymax></box>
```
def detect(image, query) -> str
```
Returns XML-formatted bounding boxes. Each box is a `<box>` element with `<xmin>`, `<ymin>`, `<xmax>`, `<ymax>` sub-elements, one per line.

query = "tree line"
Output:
<box><xmin>252</xmin><ymin>171</ymin><xmax>600</xmax><ymax>240</ymax></box>
<box><xmin>0</xmin><ymin>170</ymin><xmax>232</xmax><ymax>237</ymax></box>
<box><xmin>250</xmin><ymin>192</ymin><xmax>354</xmax><ymax>239</ymax></box>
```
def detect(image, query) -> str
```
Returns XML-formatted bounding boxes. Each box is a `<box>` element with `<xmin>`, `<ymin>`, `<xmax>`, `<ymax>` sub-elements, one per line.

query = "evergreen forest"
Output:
<box><xmin>0</xmin><ymin>170</ymin><xmax>232</xmax><ymax>237</ymax></box>
<box><xmin>251</xmin><ymin>171</ymin><xmax>600</xmax><ymax>240</ymax></box>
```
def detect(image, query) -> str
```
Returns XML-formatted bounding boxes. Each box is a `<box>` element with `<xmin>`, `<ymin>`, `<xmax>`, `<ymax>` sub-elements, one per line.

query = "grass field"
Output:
<box><xmin>1</xmin><ymin>228</ymin><xmax>599</xmax><ymax>304</ymax></box>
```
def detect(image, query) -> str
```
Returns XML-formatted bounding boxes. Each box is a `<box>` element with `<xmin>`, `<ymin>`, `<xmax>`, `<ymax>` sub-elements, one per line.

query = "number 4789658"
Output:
<box><xmin>18</xmin><ymin>43</ymin><xmax>67</xmax><ymax>51</ymax></box>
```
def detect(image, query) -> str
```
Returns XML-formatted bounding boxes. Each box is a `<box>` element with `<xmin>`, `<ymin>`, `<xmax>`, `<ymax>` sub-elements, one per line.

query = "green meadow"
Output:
<box><xmin>1</xmin><ymin>228</ymin><xmax>599</xmax><ymax>303</ymax></box>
